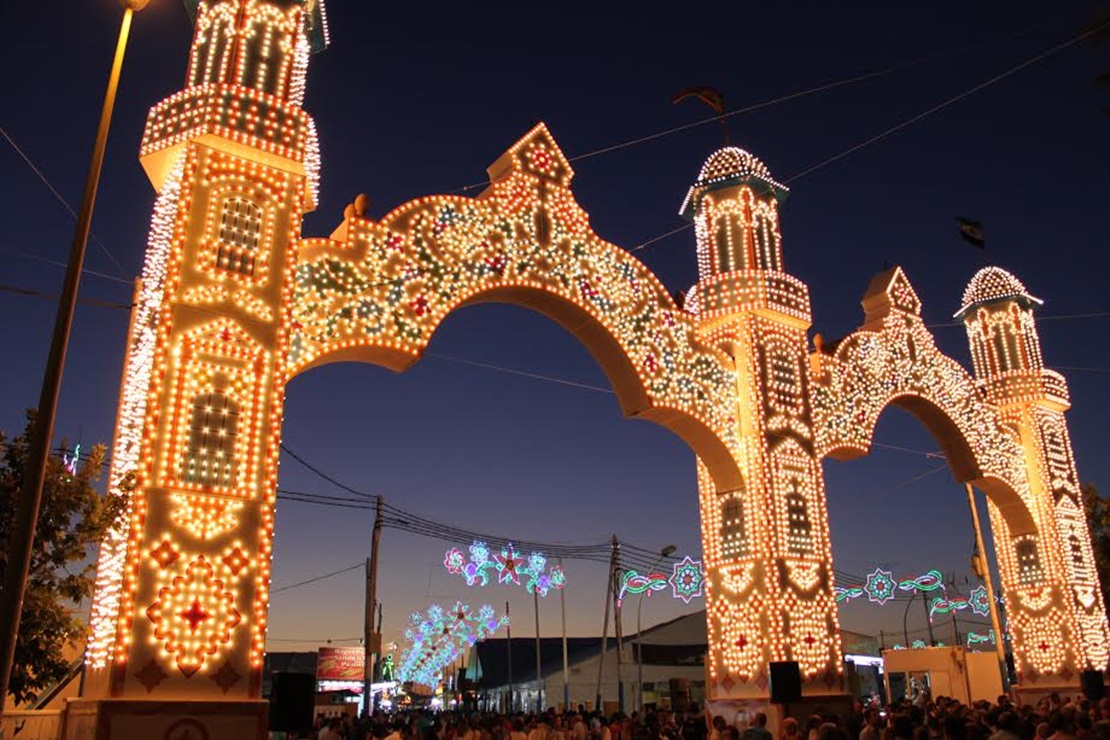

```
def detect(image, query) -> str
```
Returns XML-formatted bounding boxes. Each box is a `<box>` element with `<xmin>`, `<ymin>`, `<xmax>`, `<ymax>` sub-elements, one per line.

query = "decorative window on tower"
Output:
<box><xmin>188</xmin><ymin>3</ymin><xmax>236</xmax><ymax>87</ymax></box>
<box><xmin>785</xmin><ymin>483</ymin><xmax>812</xmax><ymax>555</ymax></box>
<box><xmin>241</xmin><ymin>17</ymin><xmax>289</xmax><ymax>96</ymax></box>
<box><xmin>766</xmin><ymin>344</ymin><xmax>801</xmax><ymax>415</ymax></box>
<box><xmin>753</xmin><ymin>213</ymin><xmax>780</xmax><ymax>271</ymax></box>
<box><xmin>216</xmin><ymin>197</ymin><xmax>262</xmax><ymax>277</ymax></box>
<box><xmin>1014</xmin><ymin>535</ymin><xmax>1043</xmax><ymax>585</ymax></box>
<box><xmin>719</xmin><ymin>493</ymin><xmax>747</xmax><ymax>559</ymax></box>
<box><xmin>181</xmin><ymin>391</ymin><xmax>240</xmax><ymax>488</ymax></box>
<box><xmin>712</xmin><ymin>212</ymin><xmax>747</xmax><ymax>273</ymax></box>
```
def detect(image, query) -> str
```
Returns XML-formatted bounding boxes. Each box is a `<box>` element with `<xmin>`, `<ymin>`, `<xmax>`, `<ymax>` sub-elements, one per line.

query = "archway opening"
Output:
<box><xmin>823</xmin><ymin>398</ymin><xmax>1029</xmax><ymax>700</ymax></box>
<box><xmin>269</xmin><ymin>298</ymin><xmax>718</xmax><ymax>710</ymax></box>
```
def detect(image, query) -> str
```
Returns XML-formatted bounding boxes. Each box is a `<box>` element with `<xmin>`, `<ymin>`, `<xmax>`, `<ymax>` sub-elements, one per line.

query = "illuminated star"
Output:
<box><xmin>496</xmin><ymin>544</ymin><xmax>523</xmax><ymax>584</ymax></box>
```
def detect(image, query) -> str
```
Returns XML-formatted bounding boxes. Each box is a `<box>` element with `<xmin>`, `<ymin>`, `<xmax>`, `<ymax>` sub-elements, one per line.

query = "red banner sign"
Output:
<box><xmin>316</xmin><ymin>646</ymin><xmax>365</xmax><ymax>681</ymax></box>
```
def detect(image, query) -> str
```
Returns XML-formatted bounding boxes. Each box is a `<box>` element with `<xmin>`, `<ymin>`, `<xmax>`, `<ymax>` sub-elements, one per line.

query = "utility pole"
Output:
<box><xmin>966</xmin><ymin>484</ymin><xmax>1009</xmax><ymax>689</ymax></box>
<box><xmin>0</xmin><ymin>2</ymin><xmax>147</xmax><ymax>714</ymax></box>
<box><xmin>560</xmin><ymin>558</ymin><xmax>569</xmax><ymax>713</ymax></box>
<box><xmin>507</xmin><ymin>600</ymin><xmax>514</xmax><ymax>712</ymax></box>
<box><xmin>921</xmin><ymin>591</ymin><xmax>936</xmax><ymax>645</ymax></box>
<box><xmin>534</xmin><ymin>588</ymin><xmax>542</xmax><ymax>711</ymax></box>
<box><xmin>613</xmin><ymin>537</ymin><xmax>625</xmax><ymax>714</ymax></box>
<box><xmin>594</xmin><ymin>536</ymin><xmax>617</xmax><ymax>713</ymax></box>
<box><xmin>363</xmin><ymin>497</ymin><xmax>383</xmax><ymax>714</ymax></box>
<box><xmin>375</xmin><ymin>603</ymin><xmax>383</xmax><ymax>712</ymax></box>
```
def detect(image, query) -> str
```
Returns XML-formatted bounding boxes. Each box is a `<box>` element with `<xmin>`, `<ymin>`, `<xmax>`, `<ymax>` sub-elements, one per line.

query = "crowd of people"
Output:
<box><xmin>299</xmin><ymin>694</ymin><xmax>1110</xmax><ymax>740</ymax></box>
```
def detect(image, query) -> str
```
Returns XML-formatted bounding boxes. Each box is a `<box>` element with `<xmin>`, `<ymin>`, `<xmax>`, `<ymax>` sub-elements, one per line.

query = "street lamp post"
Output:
<box><xmin>0</xmin><ymin>0</ymin><xmax>149</xmax><ymax>715</ymax></box>
<box><xmin>636</xmin><ymin>544</ymin><xmax>675</xmax><ymax>712</ymax></box>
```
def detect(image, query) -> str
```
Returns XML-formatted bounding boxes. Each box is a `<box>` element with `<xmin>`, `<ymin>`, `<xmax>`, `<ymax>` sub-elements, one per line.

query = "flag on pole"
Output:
<box><xmin>956</xmin><ymin>217</ymin><xmax>985</xmax><ymax>248</ymax></box>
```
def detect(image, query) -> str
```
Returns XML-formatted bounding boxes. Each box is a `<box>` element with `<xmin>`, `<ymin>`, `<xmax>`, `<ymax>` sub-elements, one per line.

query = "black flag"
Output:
<box><xmin>957</xmin><ymin>217</ymin><xmax>985</xmax><ymax>248</ymax></box>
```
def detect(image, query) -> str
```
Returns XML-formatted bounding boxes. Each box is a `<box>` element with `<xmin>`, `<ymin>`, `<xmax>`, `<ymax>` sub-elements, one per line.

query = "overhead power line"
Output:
<box><xmin>270</xmin><ymin>562</ymin><xmax>363</xmax><ymax>595</ymax></box>
<box><xmin>0</xmin><ymin>124</ymin><xmax>126</xmax><ymax>275</ymax></box>
<box><xmin>785</xmin><ymin>20</ymin><xmax>1110</xmax><ymax>184</ymax></box>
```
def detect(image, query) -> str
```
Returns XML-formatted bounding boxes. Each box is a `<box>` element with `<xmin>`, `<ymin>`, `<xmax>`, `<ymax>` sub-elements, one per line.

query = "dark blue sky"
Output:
<box><xmin>2</xmin><ymin>1</ymin><xmax>1108</xmax><ymax>653</ymax></box>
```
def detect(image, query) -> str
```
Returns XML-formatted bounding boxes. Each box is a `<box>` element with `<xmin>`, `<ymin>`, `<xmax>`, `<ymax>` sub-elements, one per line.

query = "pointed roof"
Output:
<box><xmin>486</xmin><ymin>123</ymin><xmax>574</xmax><ymax>188</ymax></box>
<box><xmin>680</xmin><ymin>147</ymin><xmax>788</xmax><ymax>218</ymax></box>
<box><xmin>860</xmin><ymin>266</ymin><xmax>922</xmax><ymax>325</ymax></box>
<box><xmin>955</xmin><ymin>266</ymin><xmax>1042</xmax><ymax>318</ymax></box>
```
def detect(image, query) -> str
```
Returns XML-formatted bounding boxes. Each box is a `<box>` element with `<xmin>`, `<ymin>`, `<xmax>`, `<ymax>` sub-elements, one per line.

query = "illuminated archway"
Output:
<box><xmin>72</xmin><ymin>2</ymin><xmax>1107</xmax><ymax>735</ymax></box>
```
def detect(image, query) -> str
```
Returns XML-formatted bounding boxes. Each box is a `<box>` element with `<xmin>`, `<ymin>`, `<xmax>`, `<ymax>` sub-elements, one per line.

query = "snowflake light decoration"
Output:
<box><xmin>969</xmin><ymin>585</ymin><xmax>990</xmax><ymax>617</ymax></box>
<box><xmin>864</xmin><ymin>568</ymin><xmax>896</xmax><ymax>605</ymax></box>
<box><xmin>670</xmin><ymin>556</ymin><xmax>704</xmax><ymax>604</ymax></box>
<box><xmin>444</xmin><ymin>541</ymin><xmax>566</xmax><ymax>596</ymax></box>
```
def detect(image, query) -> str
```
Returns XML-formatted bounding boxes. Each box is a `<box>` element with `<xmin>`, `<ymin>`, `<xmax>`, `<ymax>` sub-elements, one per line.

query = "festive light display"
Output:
<box><xmin>967</xmin><ymin>630</ymin><xmax>996</xmax><ymax>649</ymax></box>
<box><xmin>835</xmin><ymin>569</ymin><xmax>947</xmax><ymax>605</ymax></box>
<box><xmin>444</xmin><ymin>542</ymin><xmax>566</xmax><ymax>597</ymax></box>
<box><xmin>398</xmin><ymin>602</ymin><xmax>508</xmax><ymax>688</ymax></box>
<box><xmin>671</xmin><ymin>556</ymin><xmax>706</xmax><ymax>604</ymax></box>
<box><xmin>617</xmin><ymin>570</ymin><xmax>669</xmax><ymax>606</ymax></box>
<box><xmin>81</xmin><ymin>0</ymin><xmax>1109</xmax><ymax>720</ymax></box>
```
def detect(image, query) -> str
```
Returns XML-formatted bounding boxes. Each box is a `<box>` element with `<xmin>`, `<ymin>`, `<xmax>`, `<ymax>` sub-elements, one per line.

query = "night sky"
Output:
<box><xmin>2</xmin><ymin>2</ymin><xmax>1109</xmax><ymax>658</ymax></box>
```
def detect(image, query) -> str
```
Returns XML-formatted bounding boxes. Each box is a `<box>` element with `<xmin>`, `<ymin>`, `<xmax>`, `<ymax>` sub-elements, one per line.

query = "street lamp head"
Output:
<box><xmin>120</xmin><ymin>0</ymin><xmax>152</xmax><ymax>10</ymax></box>
<box><xmin>661</xmin><ymin>545</ymin><xmax>677</xmax><ymax>558</ymax></box>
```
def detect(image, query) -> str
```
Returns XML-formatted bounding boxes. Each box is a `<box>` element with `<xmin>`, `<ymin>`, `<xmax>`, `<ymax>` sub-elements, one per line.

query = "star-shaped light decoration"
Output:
<box><xmin>969</xmin><ymin>585</ymin><xmax>990</xmax><ymax>617</ymax></box>
<box><xmin>670</xmin><ymin>556</ymin><xmax>704</xmax><ymax>604</ymax></box>
<box><xmin>495</xmin><ymin>543</ymin><xmax>523</xmax><ymax>584</ymax></box>
<box><xmin>864</xmin><ymin>567</ymin><xmax>896</xmax><ymax>605</ymax></box>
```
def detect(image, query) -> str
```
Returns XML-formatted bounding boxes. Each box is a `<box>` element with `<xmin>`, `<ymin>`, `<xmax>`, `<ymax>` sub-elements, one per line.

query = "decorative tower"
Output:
<box><xmin>957</xmin><ymin>267</ymin><xmax>1110</xmax><ymax>688</ymax></box>
<box><xmin>684</xmin><ymin>149</ymin><xmax>844</xmax><ymax>701</ymax></box>
<box><xmin>74</xmin><ymin>1</ymin><xmax>327</xmax><ymax>736</ymax></box>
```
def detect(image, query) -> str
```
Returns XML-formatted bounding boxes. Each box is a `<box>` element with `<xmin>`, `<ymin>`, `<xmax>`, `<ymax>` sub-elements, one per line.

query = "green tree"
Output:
<box><xmin>0</xmin><ymin>411</ymin><xmax>124</xmax><ymax>705</ymax></box>
<box><xmin>1082</xmin><ymin>482</ymin><xmax>1110</xmax><ymax>614</ymax></box>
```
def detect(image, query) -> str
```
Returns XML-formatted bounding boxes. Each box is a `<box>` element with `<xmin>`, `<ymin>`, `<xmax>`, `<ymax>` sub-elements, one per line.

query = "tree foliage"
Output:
<box><xmin>1081</xmin><ymin>482</ymin><xmax>1110</xmax><ymax>615</ymax></box>
<box><xmin>0</xmin><ymin>411</ymin><xmax>124</xmax><ymax>705</ymax></box>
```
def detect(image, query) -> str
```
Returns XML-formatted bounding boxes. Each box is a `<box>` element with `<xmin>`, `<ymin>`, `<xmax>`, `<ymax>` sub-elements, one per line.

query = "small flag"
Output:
<box><xmin>956</xmin><ymin>217</ymin><xmax>985</xmax><ymax>248</ymax></box>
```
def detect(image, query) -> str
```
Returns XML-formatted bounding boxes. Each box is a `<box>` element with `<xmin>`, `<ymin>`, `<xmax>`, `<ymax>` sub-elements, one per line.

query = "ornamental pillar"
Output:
<box><xmin>71</xmin><ymin>2</ymin><xmax>327</xmax><ymax>737</ymax></box>
<box><xmin>684</xmin><ymin>148</ymin><xmax>844</xmax><ymax>702</ymax></box>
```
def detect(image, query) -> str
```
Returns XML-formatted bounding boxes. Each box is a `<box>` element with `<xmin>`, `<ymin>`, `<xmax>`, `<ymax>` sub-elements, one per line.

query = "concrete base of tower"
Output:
<box><xmin>707</xmin><ymin>695</ymin><xmax>854</xmax><ymax>737</ymax></box>
<box><xmin>1012</xmin><ymin>677</ymin><xmax>1093</xmax><ymax>706</ymax></box>
<box><xmin>59</xmin><ymin>698</ymin><xmax>268</xmax><ymax>740</ymax></box>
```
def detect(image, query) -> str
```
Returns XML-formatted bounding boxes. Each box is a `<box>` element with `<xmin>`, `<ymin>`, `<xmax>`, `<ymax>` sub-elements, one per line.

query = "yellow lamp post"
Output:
<box><xmin>0</xmin><ymin>0</ymin><xmax>150</xmax><ymax>715</ymax></box>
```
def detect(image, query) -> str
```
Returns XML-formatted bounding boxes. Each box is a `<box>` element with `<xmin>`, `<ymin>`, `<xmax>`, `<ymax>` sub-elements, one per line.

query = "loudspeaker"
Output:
<box><xmin>269</xmin><ymin>671</ymin><xmax>315</xmax><ymax>734</ymax></box>
<box><xmin>1082</xmin><ymin>669</ymin><xmax>1106</xmax><ymax>700</ymax></box>
<box><xmin>669</xmin><ymin>677</ymin><xmax>690</xmax><ymax>712</ymax></box>
<box><xmin>769</xmin><ymin>661</ymin><xmax>802</xmax><ymax>704</ymax></box>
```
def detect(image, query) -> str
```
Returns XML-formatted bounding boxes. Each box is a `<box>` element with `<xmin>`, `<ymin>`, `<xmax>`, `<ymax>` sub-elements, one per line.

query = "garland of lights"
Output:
<box><xmin>615</xmin><ymin>556</ymin><xmax>706</xmax><ymax>606</ymax></box>
<box><xmin>836</xmin><ymin>568</ymin><xmax>947</xmax><ymax>605</ymax></box>
<box><xmin>398</xmin><ymin>601</ymin><xmax>508</xmax><ymax>687</ymax></box>
<box><xmin>967</xmin><ymin>630</ymin><xmax>996</xmax><ymax>648</ymax></box>
<box><xmin>444</xmin><ymin>542</ymin><xmax>566</xmax><ymax>597</ymax></box>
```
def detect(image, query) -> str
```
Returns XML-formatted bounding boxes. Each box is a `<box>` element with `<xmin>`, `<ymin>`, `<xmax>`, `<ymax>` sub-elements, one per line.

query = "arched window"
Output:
<box><xmin>767</xmin><ymin>346</ymin><xmax>800</xmax><ymax>414</ymax></box>
<box><xmin>1015</xmin><ymin>536</ymin><xmax>1042</xmax><ymax>585</ymax></box>
<box><xmin>181</xmin><ymin>391</ymin><xmax>240</xmax><ymax>488</ymax></box>
<box><xmin>216</xmin><ymin>197</ymin><xmax>262</xmax><ymax>276</ymax></box>
<box><xmin>188</xmin><ymin>6</ymin><xmax>236</xmax><ymax>87</ymax></box>
<box><xmin>785</xmin><ymin>484</ymin><xmax>812</xmax><ymax>555</ymax></box>
<box><xmin>720</xmin><ymin>495</ymin><xmax>747</xmax><ymax>559</ymax></box>
<box><xmin>241</xmin><ymin>19</ymin><xmax>287</xmax><ymax>96</ymax></box>
<box><xmin>712</xmin><ymin>213</ymin><xmax>747</xmax><ymax>273</ymax></box>
<box><xmin>753</xmin><ymin>214</ymin><xmax>779</xmax><ymax>271</ymax></box>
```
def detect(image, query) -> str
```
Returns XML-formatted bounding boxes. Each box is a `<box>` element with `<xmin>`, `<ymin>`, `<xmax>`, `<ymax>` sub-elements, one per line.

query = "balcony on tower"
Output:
<box><xmin>139</xmin><ymin>0</ymin><xmax>328</xmax><ymax>205</ymax></box>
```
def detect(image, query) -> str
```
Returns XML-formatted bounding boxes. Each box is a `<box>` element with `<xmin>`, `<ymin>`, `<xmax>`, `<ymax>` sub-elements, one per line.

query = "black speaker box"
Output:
<box><xmin>269</xmin><ymin>671</ymin><xmax>316</xmax><ymax>734</ymax></box>
<box><xmin>669</xmin><ymin>677</ymin><xmax>690</xmax><ymax>712</ymax></box>
<box><xmin>769</xmin><ymin>661</ymin><xmax>802</xmax><ymax>704</ymax></box>
<box><xmin>1082</xmin><ymin>669</ymin><xmax>1106</xmax><ymax>700</ymax></box>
